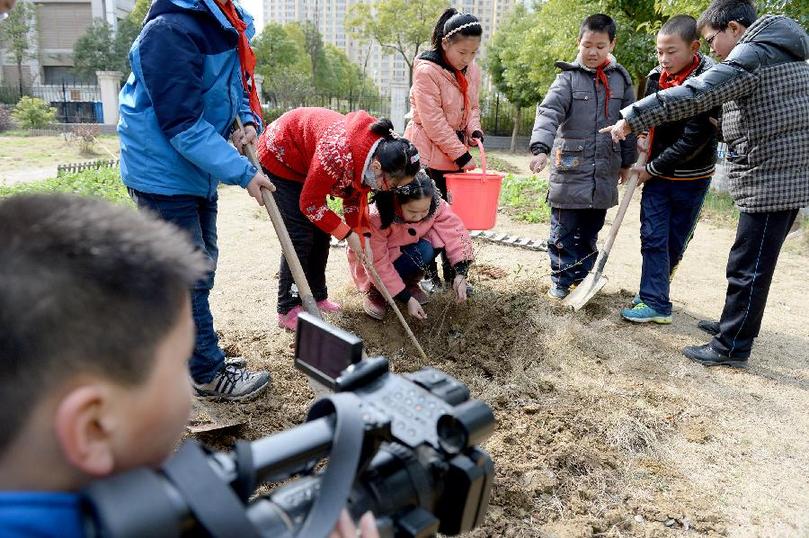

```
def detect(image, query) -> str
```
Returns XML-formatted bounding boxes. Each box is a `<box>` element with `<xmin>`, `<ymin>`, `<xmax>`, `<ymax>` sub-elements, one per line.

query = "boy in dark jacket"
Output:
<box><xmin>529</xmin><ymin>13</ymin><xmax>637</xmax><ymax>299</ymax></box>
<box><xmin>603</xmin><ymin>0</ymin><xmax>809</xmax><ymax>367</ymax></box>
<box><xmin>621</xmin><ymin>15</ymin><xmax>718</xmax><ymax>324</ymax></box>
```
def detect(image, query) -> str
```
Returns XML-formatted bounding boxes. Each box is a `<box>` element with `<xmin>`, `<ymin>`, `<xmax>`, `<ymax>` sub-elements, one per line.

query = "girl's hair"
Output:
<box><xmin>431</xmin><ymin>8</ymin><xmax>482</xmax><ymax>49</ymax></box>
<box><xmin>370</xmin><ymin>118</ymin><xmax>421</xmax><ymax>180</ymax></box>
<box><xmin>373</xmin><ymin>170</ymin><xmax>435</xmax><ymax>229</ymax></box>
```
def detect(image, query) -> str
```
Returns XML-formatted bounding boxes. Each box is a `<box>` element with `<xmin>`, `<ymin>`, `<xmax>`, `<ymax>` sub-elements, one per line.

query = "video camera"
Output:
<box><xmin>81</xmin><ymin>313</ymin><xmax>496</xmax><ymax>537</ymax></box>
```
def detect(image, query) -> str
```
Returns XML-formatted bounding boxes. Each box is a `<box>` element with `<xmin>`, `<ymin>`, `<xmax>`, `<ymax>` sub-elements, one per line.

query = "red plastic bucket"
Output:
<box><xmin>444</xmin><ymin>141</ymin><xmax>503</xmax><ymax>230</ymax></box>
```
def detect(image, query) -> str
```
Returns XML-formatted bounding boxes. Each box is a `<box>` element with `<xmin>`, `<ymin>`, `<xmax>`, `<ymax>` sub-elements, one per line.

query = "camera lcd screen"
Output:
<box><xmin>294</xmin><ymin>313</ymin><xmax>364</xmax><ymax>389</ymax></box>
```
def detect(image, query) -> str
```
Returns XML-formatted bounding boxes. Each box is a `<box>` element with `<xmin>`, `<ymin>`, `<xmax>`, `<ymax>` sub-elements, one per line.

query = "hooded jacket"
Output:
<box><xmin>622</xmin><ymin>15</ymin><xmax>809</xmax><ymax>212</ymax></box>
<box><xmin>404</xmin><ymin>50</ymin><xmax>482</xmax><ymax>172</ymax></box>
<box><xmin>644</xmin><ymin>53</ymin><xmax>719</xmax><ymax>180</ymax></box>
<box><xmin>529</xmin><ymin>55</ymin><xmax>637</xmax><ymax>209</ymax></box>
<box><xmin>347</xmin><ymin>195</ymin><xmax>474</xmax><ymax>301</ymax></box>
<box><xmin>257</xmin><ymin>107</ymin><xmax>385</xmax><ymax>239</ymax></box>
<box><xmin>119</xmin><ymin>0</ymin><xmax>262</xmax><ymax>199</ymax></box>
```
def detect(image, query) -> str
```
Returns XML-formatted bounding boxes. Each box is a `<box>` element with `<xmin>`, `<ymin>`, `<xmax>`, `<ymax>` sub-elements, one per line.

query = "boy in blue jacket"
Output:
<box><xmin>119</xmin><ymin>0</ymin><xmax>272</xmax><ymax>399</ymax></box>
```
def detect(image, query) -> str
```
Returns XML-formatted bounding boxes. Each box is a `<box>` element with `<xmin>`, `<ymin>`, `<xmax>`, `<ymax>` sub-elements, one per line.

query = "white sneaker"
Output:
<box><xmin>193</xmin><ymin>365</ymin><xmax>270</xmax><ymax>401</ymax></box>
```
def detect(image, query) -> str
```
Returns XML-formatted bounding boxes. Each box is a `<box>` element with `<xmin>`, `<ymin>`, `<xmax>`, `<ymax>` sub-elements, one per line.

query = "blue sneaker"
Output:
<box><xmin>621</xmin><ymin>302</ymin><xmax>672</xmax><ymax>324</ymax></box>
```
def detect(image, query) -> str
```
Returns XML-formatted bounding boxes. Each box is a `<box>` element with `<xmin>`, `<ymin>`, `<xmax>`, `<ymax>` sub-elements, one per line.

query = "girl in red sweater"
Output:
<box><xmin>257</xmin><ymin>107</ymin><xmax>420</xmax><ymax>330</ymax></box>
<box><xmin>347</xmin><ymin>171</ymin><xmax>474</xmax><ymax>321</ymax></box>
<box><xmin>404</xmin><ymin>8</ymin><xmax>484</xmax><ymax>291</ymax></box>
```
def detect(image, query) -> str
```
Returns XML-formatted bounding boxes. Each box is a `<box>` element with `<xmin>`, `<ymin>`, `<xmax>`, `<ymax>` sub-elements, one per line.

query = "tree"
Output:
<box><xmin>346</xmin><ymin>0</ymin><xmax>445</xmax><ymax>88</ymax></box>
<box><xmin>322</xmin><ymin>44</ymin><xmax>379</xmax><ymax>102</ymax></box>
<box><xmin>253</xmin><ymin>22</ymin><xmax>303</xmax><ymax>83</ymax></box>
<box><xmin>301</xmin><ymin>21</ymin><xmax>329</xmax><ymax>88</ymax></box>
<box><xmin>0</xmin><ymin>0</ymin><xmax>37</xmax><ymax>96</ymax></box>
<box><xmin>128</xmin><ymin>0</ymin><xmax>152</xmax><ymax>26</ymax></box>
<box><xmin>487</xmin><ymin>5</ymin><xmax>545</xmax><ymax>152</ymax></box>
<box><xmin>73</xmin><ymin>21</ymin><xmax>120</xmax><ymax>80</ymax></box>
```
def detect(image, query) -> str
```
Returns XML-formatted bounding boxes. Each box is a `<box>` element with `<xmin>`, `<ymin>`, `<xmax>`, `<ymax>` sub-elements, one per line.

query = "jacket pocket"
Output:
<box><xmin>553</xmin><ymin>138</ymin><xmax>586</xmax><ymax>172</ymax></box>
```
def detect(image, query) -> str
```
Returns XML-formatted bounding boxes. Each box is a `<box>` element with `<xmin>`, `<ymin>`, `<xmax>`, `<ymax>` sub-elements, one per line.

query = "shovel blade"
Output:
<box><xmin>187</xmin><ymin>400</ymin><xmax>246</xmax><ymax>433</ymax></box>
<box><xmin>563</xmin><ymin>272</ymin><xmax>608</xmax><ymax>311</ymax></box>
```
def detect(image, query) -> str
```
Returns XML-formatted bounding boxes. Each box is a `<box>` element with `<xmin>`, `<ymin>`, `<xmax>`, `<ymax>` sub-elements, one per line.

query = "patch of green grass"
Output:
<box><xmin>470</xmin><ymin>147</ymin><xmax>521</xmax><ymax>174</ymax></box>
<box><xmin>499</xmin><ymin>174</ymin><xmax>550</xmax><ymax>223</ymax></box>
<box><xmin>701</xmin><ymin>188</ymin><xmax>739</xmax><ymax>225</ymax></box>
<box><xmin>0</xmin><ymin>167</ymin><xmax>131</xmax><ymax>205</ymax></box>
<box><xmin>0</xmin><ymin>134</ymin><xmax>120</xmax><ymax>174</ymax></box>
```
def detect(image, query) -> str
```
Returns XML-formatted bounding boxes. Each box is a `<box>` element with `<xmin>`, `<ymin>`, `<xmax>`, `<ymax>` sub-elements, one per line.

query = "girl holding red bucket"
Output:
<box><xmin>256</xmin><ymin>108</ymin><xmax>421</xmax><ymax>331</ymax></box>
<box><xmin>405</xmin><ymin>8</ymin><xmax>484</xmax><ymax>292</ymax></box>
<box><xmin>347</xmin><ymin>171</ymin><xmax>475</xmax><ymax>321</ymax></box>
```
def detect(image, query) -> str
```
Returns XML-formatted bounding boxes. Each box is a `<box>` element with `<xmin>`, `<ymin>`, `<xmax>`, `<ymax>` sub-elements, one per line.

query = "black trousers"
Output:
<box><xmin>548</xmin><ymin>207</ymin><xmax>607</xmax><ymax>289</ymax></box>
<box><xmin>269</xmin><ymin>171</ymin><xmax>331</xmax><ymax>314</ymax></box>
<box><xmin>712</xmin><ymin>209</ymin><xmax>798</xmax><ymax>358</ymax></box>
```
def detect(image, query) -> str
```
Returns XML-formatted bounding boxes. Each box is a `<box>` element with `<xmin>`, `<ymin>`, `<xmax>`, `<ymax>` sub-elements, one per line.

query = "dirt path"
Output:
<box><xmin>205</xmin><ymin>178</ymin><xmax>809</xmax><ymax>537</ymax></box>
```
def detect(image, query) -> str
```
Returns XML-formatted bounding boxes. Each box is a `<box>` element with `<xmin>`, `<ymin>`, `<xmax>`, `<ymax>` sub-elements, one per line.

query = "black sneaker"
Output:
<box><xmin>697</xmin><ymin>320</ymin><xmax>720</xmax><ymax>336</ymax></box>
<box><xmin>193</xmin><ymin>365</ymin><xmax>270</xmax><ymax>401</ymax></box>
<box><xmin>683</xmin><ymin>343</ymin><xmax>748</xmax><ymax>368</ymax></box>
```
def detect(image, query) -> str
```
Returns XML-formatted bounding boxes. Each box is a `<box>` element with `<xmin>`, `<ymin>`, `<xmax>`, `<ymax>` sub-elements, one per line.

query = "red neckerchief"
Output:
<box><xmin>217</xmin><ymin>0</ymin><xmax>262</xmax><ymax>121</ymax></box>
<box><xmin>659</xmin><ymin>54</ymin><xmax>700</xmax><ymax>90</ymax></box>
<box><xmin>648</xmin><ymin>54</ymin><xmax>700</xmax><ymax>151</ymax></box>
<box><xmin>594</xmin><ymin>59</ymin><xmax>611</xmax><ymax>116</ymax></box>
<box><xmin>443</xmin><ymin>52</ymin><xmax>470</xmax><ymax>121</ymax></box>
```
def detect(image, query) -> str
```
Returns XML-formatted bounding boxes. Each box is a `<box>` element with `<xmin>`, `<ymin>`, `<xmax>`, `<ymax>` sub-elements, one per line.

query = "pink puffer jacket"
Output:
<box><xmin>404</xmin><ymin>52</ymin><xmax>482</xmax><ymax>172</ymax></box>
<box><xmin>347</xmin><ymin>198</ymin><xmax>474</xmax><ymax>297</ymax></box>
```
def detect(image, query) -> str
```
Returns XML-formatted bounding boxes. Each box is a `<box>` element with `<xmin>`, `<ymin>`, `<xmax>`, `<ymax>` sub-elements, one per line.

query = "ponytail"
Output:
<box><xmin>431</xmin><ymin>8</ymin><xmax>482</xmax><ymax>49</ymax></box>
<box><xmin>370</xmin><ymin>118</ymin><xmax>420</xmax><ymax>180</ymax></box>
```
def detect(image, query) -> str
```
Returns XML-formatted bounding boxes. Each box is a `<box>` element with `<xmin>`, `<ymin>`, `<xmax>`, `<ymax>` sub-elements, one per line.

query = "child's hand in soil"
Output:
<box><xmin>407</xmin><ymin>297</ymin><xmax>427</xmax><ymax>319</ymax></box>
<box><xmin>246</xmin><ymin>170</ymin><xmax>275</xmax><ymax>205</ymax></box>
<box><xmin>453</xmin><ymin>275</ymin><xmax>469</xmax><ymax>303</ymax></box>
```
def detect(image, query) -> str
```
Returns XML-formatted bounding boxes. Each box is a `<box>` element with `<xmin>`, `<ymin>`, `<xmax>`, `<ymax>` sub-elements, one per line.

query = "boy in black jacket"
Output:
<box><xmin>621</xmin><ymin>15</ymin><xmax>719</xmax><ymax>324</ymax></box>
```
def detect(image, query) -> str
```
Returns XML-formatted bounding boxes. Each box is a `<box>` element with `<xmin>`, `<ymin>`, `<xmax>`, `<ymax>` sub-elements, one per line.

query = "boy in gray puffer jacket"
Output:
<box><xmin>603</xmin><ymin>0</ymin><xmax>809</xmax><ymax>368</ymax></box>
<box><xmin>529</xmin><ymin>13</ymin><xmax>637</xmax><ymax>299</ymax></box>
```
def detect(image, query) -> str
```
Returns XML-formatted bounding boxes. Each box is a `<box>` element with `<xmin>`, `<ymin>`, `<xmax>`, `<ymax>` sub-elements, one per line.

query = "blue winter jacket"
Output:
<box><xmin>118</xmin><ymin>0</ymin><xmax>263</xmax><ymax>198</ymax></box>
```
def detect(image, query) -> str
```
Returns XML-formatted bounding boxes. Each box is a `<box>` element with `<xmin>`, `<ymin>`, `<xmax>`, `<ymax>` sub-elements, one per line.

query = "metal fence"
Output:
<box><xmin>263</xmin><ymin>94</ymin><xmax>390</xmax><ymax>124</ymax></box>
<box><xmin>0</xmin><ymin>83</ymin><xmax>102</xmax><ymax>123</ymax></box>
<box><xmin>479</xmin><ymin>94</ymin><xmax>537</xmax><ymax>137</ymax></box>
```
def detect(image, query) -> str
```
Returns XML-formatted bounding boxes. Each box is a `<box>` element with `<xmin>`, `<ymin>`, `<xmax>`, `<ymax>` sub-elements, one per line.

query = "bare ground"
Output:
<box><xmin>199</xmin><ymin>165</ymin><xmax>809</xmax><ymax>537</ymax></box>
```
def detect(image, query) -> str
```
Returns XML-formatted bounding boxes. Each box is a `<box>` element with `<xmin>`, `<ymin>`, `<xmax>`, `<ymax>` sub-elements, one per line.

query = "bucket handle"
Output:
<box><xmin>471</xmin><ymin>138</ymin><xmax>487</xmax><ymax>175</ymax></box>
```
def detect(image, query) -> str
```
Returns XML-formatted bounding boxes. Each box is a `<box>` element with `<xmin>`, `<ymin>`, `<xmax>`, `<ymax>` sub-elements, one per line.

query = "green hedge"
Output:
<box><xmin>0</xmin><ymin>167</ymin><xmax>131</xmax><ymax>205</ymax></box>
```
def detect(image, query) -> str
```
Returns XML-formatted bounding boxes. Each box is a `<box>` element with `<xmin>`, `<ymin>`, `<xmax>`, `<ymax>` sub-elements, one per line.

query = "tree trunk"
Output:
<box><xmin>17</xmin><ymin>61</ymin><xmax>24</xmax><ymax>98</ymax></box>
<box><xmin>510</xmin><ymin>106</ymin><xmax>521</xmax><ymax>153</ymax></box>
<box><xmin>636</xmin><ymin>75</ymin><xmax>647</xmax><ymax>100</ymax></box>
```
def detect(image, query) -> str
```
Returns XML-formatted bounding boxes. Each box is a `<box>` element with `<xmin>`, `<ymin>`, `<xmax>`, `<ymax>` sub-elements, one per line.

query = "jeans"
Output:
<box><xmin>128</xmin><ymin>188</ymin><xmax>224</xmax><ymax>383</ymax></box>
<box><xmin>269</xmin><ymin>173</ymin><xmax>331</xmax><ymax>314</ymax></box>
<box><xmin>393</xmin><ymin>239</ymin><xmax>436</xmax><ymax>281</ymax></box>
<box><xmin>712</xmin><ymin>209</ymin><xmax>798</xmax><ymax>358</ymax></box>
<box><xmin>548</xmin><ymin>207</ymin><xmax>607</xmax><ymax>289</ymax></box>
<box><xmin>638</xmin><ymin>178</ymin><xmax>710</xmax><ymax>315</ymax></box>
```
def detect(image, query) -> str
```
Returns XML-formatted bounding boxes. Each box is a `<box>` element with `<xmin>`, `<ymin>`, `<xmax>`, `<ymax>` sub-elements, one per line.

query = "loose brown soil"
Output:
<box><xmin>199</xmin><ymin>175</ymin><xmax>809</xmax><ymax>537</ymax></box>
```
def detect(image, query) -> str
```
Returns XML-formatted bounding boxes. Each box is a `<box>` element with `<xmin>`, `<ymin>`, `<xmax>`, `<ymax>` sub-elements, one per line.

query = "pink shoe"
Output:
<box><xmin>277</xmin><ymin>305</ymin><xmax>303</xmax><ymax>331</ymax></box>
<box><xmin>317</xmin><ymin>299</ymin><xmax>342</xmax><ymax>313</ymax></box>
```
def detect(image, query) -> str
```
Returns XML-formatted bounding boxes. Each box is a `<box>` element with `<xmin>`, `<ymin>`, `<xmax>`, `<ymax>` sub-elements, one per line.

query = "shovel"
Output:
<box><xmin>563</xmin><ymin>151</ymin><xmax>648</xmax><ymax>311</ymax></box>
<box><xmin>235</xmin><ymin>118</ymin><xmax>321</xmax><ymax>320</ymax></box>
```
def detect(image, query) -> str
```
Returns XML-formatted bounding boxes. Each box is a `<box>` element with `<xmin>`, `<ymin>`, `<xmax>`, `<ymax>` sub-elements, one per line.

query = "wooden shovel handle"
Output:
<box><xmin>236</xmin><ymin>118</ymin><xmax>321</xmax><ymax>319</ymax></box>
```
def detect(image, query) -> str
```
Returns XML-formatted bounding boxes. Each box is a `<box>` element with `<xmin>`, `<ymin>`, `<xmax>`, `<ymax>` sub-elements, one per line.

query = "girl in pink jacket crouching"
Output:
<box><xmin>348</xmin><ymin>171</ymin><xmax>474</xmax><ymax>321</ymax></box>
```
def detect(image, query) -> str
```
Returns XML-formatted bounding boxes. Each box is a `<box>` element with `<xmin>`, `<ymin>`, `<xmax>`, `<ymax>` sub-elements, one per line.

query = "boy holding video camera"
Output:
<box><xmin>0</xmin><ymin>194</ymin><xmax>375</xmax><ymax>537</ymax></box>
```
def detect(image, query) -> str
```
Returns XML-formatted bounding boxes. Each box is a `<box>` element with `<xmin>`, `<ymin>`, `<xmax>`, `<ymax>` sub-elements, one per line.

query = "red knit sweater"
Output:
<box><xmin>257</xmin><ymin>107</ymin><xmax>383</xmax><ymax>239</ymax></box>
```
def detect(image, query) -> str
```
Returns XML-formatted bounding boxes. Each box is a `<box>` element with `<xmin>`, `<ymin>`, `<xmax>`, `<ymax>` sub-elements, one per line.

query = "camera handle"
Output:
<box><xmin>296</xmin><ymin>392</ymin><xmax>365</xmax><ymax>538</ymax></box>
